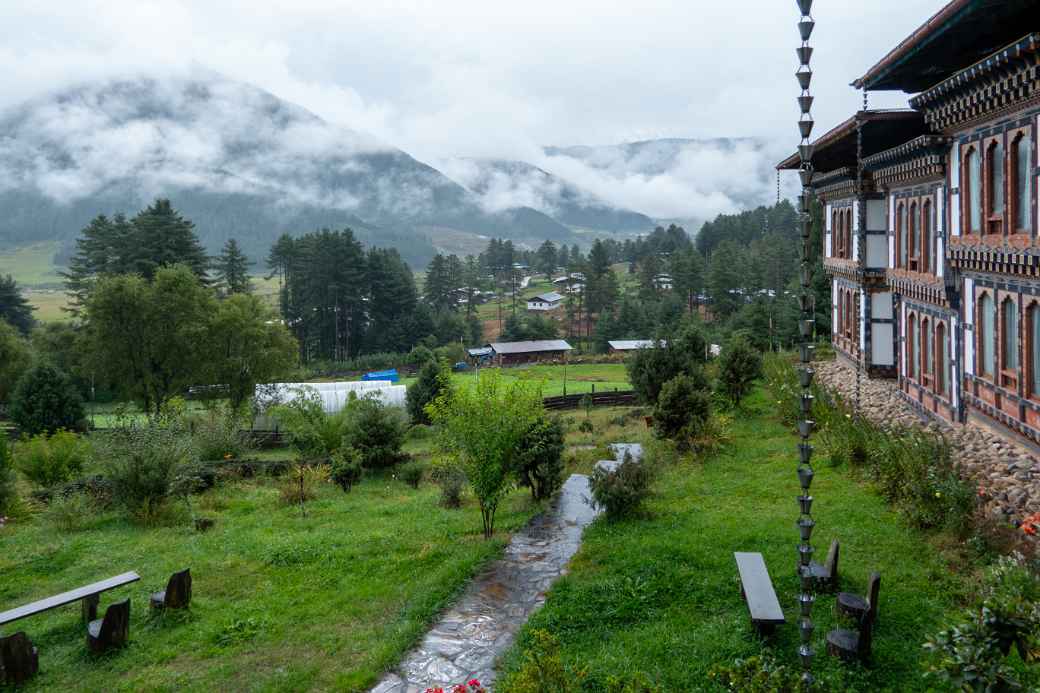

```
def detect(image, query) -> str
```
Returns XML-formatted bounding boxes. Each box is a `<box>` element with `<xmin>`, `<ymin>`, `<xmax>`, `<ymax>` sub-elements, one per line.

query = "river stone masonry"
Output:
<box><xmin>814</xmin><ymin>360</ymin><xmax>1040</xmax><ymax>528</ymax></box>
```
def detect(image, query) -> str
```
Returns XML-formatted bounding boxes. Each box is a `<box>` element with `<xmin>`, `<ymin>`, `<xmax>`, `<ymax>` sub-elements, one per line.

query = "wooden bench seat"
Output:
<box><xmin>0</xmin><ymin>571</ymin><xmax>140</xmax><ymax>626</ymax></box>
<box><xmin>735</xmin><ymin>552</ymin><xmax>785</xmax><ymax>635</ymax></box>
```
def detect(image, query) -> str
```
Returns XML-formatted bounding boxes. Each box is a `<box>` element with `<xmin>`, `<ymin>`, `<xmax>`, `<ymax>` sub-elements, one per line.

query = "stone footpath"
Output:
<box><xmin>815</xmin><ymin>360</ymin><xmax>1040</xmax><ymax>524</ymax></box>
<box><xmin>370</xmin><ymin>473</ymin><xmax>600</xmax><ymax>692</ymax></box>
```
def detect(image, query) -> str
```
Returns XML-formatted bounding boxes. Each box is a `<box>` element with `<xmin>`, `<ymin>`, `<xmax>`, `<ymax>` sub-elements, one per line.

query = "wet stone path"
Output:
<box><xmin>370</xmin><ymin>450</ymin><xmax>638</xmax><ymax>692</ymax></box>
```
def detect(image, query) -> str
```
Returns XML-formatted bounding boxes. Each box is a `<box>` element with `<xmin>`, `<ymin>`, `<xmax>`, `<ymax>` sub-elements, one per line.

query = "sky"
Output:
<box><xmin>0</xmin><ymin>0</ymin><xmax>950</xmax><ymax>222</ymax></box>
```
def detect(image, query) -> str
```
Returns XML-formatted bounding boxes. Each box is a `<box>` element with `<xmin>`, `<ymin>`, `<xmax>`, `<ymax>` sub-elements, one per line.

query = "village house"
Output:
<box><xmin>526</xmin><ymin>291</ymin><xmax>563</xmax><ymax>311</ymax></box>
<box><xmin>487</xmin><ymin>339</ymin><xmax>573</xmax><ymax>366</ymax></box>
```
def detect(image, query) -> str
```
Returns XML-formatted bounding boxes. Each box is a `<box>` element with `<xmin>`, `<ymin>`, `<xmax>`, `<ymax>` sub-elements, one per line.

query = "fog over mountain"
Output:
<box><xmin>0</xmin><ymin>72</ymin><xmax>798</xmax><ymax>269</ymax></box>
<box><xmin>0</xmin><ymin>74</ymin><xmax>578</xmax><ymax>266</ymax></box>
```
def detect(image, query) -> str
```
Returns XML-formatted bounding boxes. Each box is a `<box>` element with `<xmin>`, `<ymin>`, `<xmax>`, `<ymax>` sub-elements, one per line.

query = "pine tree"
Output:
<box><xmin>129</xmin><ymin>199</ymin><xmax>210</xmax><ymax>280</ymax></box>
<box><xmin>215</xmin><ymin>239</ymin><xmax>253</xmax><ymax>295</ymax></box>
<box><xmin>0</xmin><ymin>275</ymin><xmax>34</xmax><ymax>335</ymax></box>
<box><xmin>62</xmin><ymin>214</ymin><xmax>132</xmax><ymax>315</ymax></box>
<box><xmin>535</xmin><ymin>240</ymin><xmax>558</xmax><ymax>278</ymax></box>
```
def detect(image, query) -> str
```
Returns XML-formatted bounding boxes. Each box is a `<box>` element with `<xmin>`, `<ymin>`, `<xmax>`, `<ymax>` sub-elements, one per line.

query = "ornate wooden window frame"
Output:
<box><xmin>908</xmin><ymin>311</ymin><xmax>917</xmax><ymax>382</ymax></box>
<box><xmin>896</xmin><ymin>201</ymin><xmax>906</xmax><ymax>268</ymax></box>
<box><xmin>979</xmin><ymin>290</ymin><xmax>995</xmax><ymax>380</ymax></box>
<box><xmin>936</xmin><ymin>320</ymin><xmax>946</xmax><ymax>396</ymax></box>
<box><xmin>984</xmin><ymin>135</ymin><xmax>1006</xmax><ymax>236</ymax></box>
<box><xmin>963</xmin><ymin>145</ymin><xmax>981</xmax><ymax>235</ymax></box>
<box><xmin>1028</xmin><ymin>300</ymin><xmax>1040</xmax><ymax>402</ymax></box>
<box><xmin>999</xmin><ymin>293</ymin><xmax>1019</xmax><ymax>391</ymax></box>
<box><xmin>922</xmin><ymin>199</ymin><xmax>933</xmax><ymax>274</ymax></box>
<box><xmin>1009</xmin><ymin>127</ymin><xmax>1032</xmax><ymax>236</ymax></box>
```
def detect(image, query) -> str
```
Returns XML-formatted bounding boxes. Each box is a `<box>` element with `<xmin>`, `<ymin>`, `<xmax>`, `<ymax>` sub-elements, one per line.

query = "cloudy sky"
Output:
<box><xmin>0</xmin><ymin>0</ymin><xmax>948</xmax><ymax>221</ymax></box>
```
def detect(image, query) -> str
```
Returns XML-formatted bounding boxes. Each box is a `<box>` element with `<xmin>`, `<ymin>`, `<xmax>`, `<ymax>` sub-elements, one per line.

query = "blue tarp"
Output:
<box><xmin>362</xmin><ymin>369</ymin><xmax>399</xmax><ymax>382</ymax></box>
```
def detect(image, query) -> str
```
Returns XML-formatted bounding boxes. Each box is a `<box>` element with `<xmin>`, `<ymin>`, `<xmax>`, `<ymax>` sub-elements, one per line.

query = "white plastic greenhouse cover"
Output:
<box><xmin>254</xmin><ymin>381</ymin><xmax>392</xmax><ymax>407</ymax></box>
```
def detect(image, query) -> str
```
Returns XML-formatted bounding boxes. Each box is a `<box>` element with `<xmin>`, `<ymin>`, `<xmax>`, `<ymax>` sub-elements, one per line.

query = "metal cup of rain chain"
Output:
<box><xmin>800</xmin><ymin>319</ymin><xmax>814</xmax><ymax>338</ymax></box>
<box><xmin>798</xmin><ymin>466</ymin><xmax>814</xmax><ymax>490</ymax></box>
<box><xmin>798</xmin><ymin>419</ymin><xmax>814</xmax><ymax>438</ymax></box>
<box><xmin>798</xmin><ymin>543</ymin><xmax>815</xmax><ymax>566</ymax></box>
<box><xmin>798</xmin><ymin>592</ymin><xmax>815</xmax><ymax>617</ymax></box>
<box><xmin>798</xmin><ymin>518</ymin><xmax>816</xmax><ymax>541</ymax></box>
<box><xmin>798</xmin><ymin>495</ymin><xmax>813</xmax><ymax>515</ymax></box>
<box><xmin>800</xmin><ymin>617</ymin><xmax>815</xmax><ymax>642</ymax></box>
<box><xmin>799</xmin><ymin>443</ymin><xmax>813</xmax><ymax>464</ymax></box>
<box><xmin>801</xmin><ymin>394</ymin><xmax>814</xmax><ymax>415</ymax></box>
<box><xmin>799</xmin><ymin>644</ymin><xmax>815</xmax><ymax>669</ymax></box>
<box><xmin>799</xmin><ymin>367</ymin><xmax>815</xmax><ymax>388</ymax></box>
<box><xmin>800</xmin><ymin>343</ymin><xmax>814</xmax><ymax>363</ymax></box>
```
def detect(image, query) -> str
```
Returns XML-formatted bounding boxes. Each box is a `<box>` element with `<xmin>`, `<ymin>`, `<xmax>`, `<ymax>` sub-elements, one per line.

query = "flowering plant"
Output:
<box><xmin>425</xmin><ymin>680</ymin><xmax>486</xmax><ymax>693</ymax></box>
<box><xmin>1022</xmin><ymin>512</ymin><xmax>1040</xmax><ymax>536</ymax></box>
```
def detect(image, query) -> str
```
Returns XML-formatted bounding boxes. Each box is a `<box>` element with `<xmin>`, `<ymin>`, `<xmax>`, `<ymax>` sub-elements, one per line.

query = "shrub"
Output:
<box><xmin>500</xmin><ymin>629</ymin><xmax>585</xmax><ymax>692</ymax></box>
<box><xmin>407</xmin><ymin>344</ymin><xmax>435</xmax><ymax>369</ymax></box>
<box><xmin>652</xmin><ymin>374</ymin><xmax>712</xmax><ymax>450</ymax></box>
<box><xmin>578</xmin><ymin>419</ymin><xmax>594</xmax><ymax>433</ymax></box>
<box><xmin>271</xmin><ymin>391</ymin><xmax>350</xmax><ymax>458</ymax></box>
<box><xmin>99</xmin><ymin>422</ymin><xmax>196</xmax><ymax>511</ymax></box>
<box><xmin>0</xmin><ymin>431</ymin><xmax>15</xmax><ymax>514</ymax></box>
<box><xmin>9</xmin><ymin>363</ymin><xmax>85</xmax><ymax>436</ymax></box>
<box><xmin>342</xmin><ymin>396</ymin><xmax>407</xmax><ymax>469</ymax></box>
<box><xmin>191</xmin><ymin>414</ymin><xmax>253</xmax><ymax>461</ymax></box>
<box><xmin>407</xmin><ymin>359</ymin><xmax>449</xmax><ymax>425</ymax></box>
<box><xmin>430</xmin><ymin>459</ymin><xmax>466</xmax><ymax>508</ymax></box>
<box><xmin>515</xmin><ymin>416</ymin><xmax>565</xmax><ymax>501</ymax></box>
<box><xmin>398</xmin><ymin>460</ymin><xmax>423</xmax><ymax>489</ymax></box>
<box><xmin>925</xmin><ymin>553</ymin><xmax>1040</xmax><ymax>691</ymax></box>
<box><xmin>718</xmin><ymin>335</ymin><xmax>762</xmax><ymax>405</ymax></box>
<box><xmin>330</xmin><ymin>446</ymin><xmax>363</xmax><ymax>492</ymax></box>
<box><xmin>43</xmin><ymin>491</ymin><xmax>96</xmax><ymax>532</ymax></box>
<box><xmin>590</xmin><ymin>455</ymin><xmax>654</xmax><ymax>520</ymax></box>
<box><xmin>709</xmin><ymin>654</ymin><xmax>823</xmax><ymax>692</ymax></box>
<box><xmin>278</xmin><ymin>463</ymin><xmax>329</xmax><ymax>504</ymax></box>
<box><xmin>15</xmin><ymin>430</ymin><xmax>90</xmax><ymax>487</ymax></box>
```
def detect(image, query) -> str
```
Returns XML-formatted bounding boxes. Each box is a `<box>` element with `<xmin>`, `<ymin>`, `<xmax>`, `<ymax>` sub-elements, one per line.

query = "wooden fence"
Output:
<box><xmin>542</xmin><ymin>390</ymin><xmax>638</xmax><ymax>411</ymax></box>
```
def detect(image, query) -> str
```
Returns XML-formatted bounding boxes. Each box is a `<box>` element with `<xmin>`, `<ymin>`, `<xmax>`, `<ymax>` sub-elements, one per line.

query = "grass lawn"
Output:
<box><xmin>0</xmin><ymin>241</ymin><xmax>64</xmax><ymax>286</ymax></box>
<box><xmin>404</xmin><ymin>363</ymin><xmax>631</xmax><ymax>398</ymax></box>
<box><xmin>0</xmin><ymin>468</ymin><xmax>540</xmax><ymax>692</ymax></box>
<box><xmin>497</xmin><ymin>386</ymin><xmax>996</xmax><ymax>692</ymax></box>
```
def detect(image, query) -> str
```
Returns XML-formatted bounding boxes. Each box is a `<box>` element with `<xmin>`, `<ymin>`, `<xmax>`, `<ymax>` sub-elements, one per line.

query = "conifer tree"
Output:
<box><xmin>215</xmin><ymin>238</ymin><xmax>253</xmax><ymax>295</ymax></box>
<box><xmin>0</xmin><ymin>275</ymin><xmax>34</xmax><ymax>335</ymax></box>
<box><xmin>128</xmin><ymin>199</ymin><xmax>210</xmax><ymax>280</ymax></box>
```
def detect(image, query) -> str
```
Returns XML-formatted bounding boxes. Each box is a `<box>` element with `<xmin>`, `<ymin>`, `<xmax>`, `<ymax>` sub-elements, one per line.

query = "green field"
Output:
<box><xmin>0</xmin><ymin>460</ymin><xmax>540</xmax><ymax>691</ymax></box>
<box><xmin>0</xmin><ymin>241</ymin><xmax>64</xmax><ymax>286</ymax></box>
<box><xmin>405</xmin><ymin>363</ymin><xmax>631</xmax><ymax>398</ymax></box>
<box><xmin>497</xmin><ymin>386</ymin><xmax>1017</xmax><ymax>691</ymax></box>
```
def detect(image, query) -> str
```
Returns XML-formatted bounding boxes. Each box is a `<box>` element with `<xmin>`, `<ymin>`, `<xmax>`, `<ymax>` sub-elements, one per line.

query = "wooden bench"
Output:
<box><xmin>0</xmin><ymin>572</ymin><xmax>140</xmax><ymax>627</ymax></box>
<box><xmin>735</xmin><ymin>552</ymin><xmax>785</xmax><ymax>635</ymax></box>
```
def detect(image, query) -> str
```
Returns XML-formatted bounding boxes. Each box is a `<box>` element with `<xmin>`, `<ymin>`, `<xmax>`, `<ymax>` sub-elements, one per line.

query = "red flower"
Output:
<box><xmin>468</xmin><ymin>681</ymin><xmax>481</xmax><ymax>688</ymax></box>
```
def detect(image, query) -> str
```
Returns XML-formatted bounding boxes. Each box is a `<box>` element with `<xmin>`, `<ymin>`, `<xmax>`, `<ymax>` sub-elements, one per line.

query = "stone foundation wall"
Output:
<box><xmin>813</xmin><ymin>359</ymin><xmax>1039</xmax><ymax>532</ymax></box>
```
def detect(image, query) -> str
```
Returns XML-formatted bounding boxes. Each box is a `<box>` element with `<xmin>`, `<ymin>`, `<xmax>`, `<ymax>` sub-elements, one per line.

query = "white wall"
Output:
<box><xmin>873</xmin><ymin>323</ymin><xmax>894</xmax><ymax>366</ymax></box>
<box><xmin>867</xmin><ymin>199</ymin><xmax>887</xmax><ymax>230</ymax></box>
<box><xmin>964</xmin><ymin>277</ymin><xmax>975</xmax><ymax>376</ymax></box>
<box><xmin>867</xmin><ymin>235</ymin><xmax>888</xmax><ymax>269</ymax></box>
<box><xmin>872</xmin><ymin>291</ymin><xmax>893</xmax><ymax>320</ymax></box>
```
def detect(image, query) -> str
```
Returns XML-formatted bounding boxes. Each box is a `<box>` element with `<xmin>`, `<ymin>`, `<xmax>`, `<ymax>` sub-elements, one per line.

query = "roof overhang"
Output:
<box><xmin>853</xmin><ymin>0</ymin><xmax>1038</xmax><ymax>92</ymax></box>
<box><xmin>776</xmin><ymin>110</ymin><xmax>929</xmax><ymax>173</ymax></box>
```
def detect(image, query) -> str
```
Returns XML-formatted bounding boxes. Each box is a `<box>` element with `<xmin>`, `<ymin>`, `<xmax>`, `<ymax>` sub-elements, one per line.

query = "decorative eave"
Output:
<box><xmin>863</xmin><ymin>135</ymin><xmax>949</xmax><ymax>188</ymax></box>
<box><xmin>777</xmin><ymin>110</ymin><xmax>929</xmax><ymax>174</ymax></box>
<box><xmin>813</xmin><ymin>168</ymin><xmax>874</xmax><ymax>202</ymax></box>
<box><xmin>947</xmin><ymin>241</ymin><xmax>1040</xmax><ymax>278</ymax></box>
<box><xmin>854</xmin><ymin>0</ymin><xmax>1038</xmax><ymax>93</ymax></box>
<box><xmin>909</xmin><ymin>34</ymin><xmax>1040</xmax><ymax>132</ymax></box>
<box><xmin>887</xmin><ymin>269</ymin><xmax>950</xmax><ymax>308</ymax></box>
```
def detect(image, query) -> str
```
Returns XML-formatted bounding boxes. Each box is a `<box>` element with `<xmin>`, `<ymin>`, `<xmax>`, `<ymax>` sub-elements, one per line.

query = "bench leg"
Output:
<box><xmin>82</xmin><ymin>594</ymin><xmax>99</xmax><ymax>623</ymax></box>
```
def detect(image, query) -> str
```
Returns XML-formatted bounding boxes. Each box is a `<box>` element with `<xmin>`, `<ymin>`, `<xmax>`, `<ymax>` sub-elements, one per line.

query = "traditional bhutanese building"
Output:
<box><xmin>854</xmin><ymin>0</ymin><xmax>1040</xmax><ymax>445</ymax></box>
<box><xmin>778</xmin><ymin>110</ymin><xmax>930</xmax><ymax>379</ymax></box>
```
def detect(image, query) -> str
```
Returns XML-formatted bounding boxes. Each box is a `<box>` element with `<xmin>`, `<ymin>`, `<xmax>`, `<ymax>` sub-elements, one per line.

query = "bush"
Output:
<box><xmin>9</xmin><ymin>363</ymin><xmax>85</xmax><ymax>436</ymax></box>
<box><xmin>430</xmin><ymin>459</ymin><xmax>466</xmax><ymax>508</ymax></box>
<box><xmin>407</xmin><ymin>345</ymin><xmax>435</xmax><ymax>369</ymax></box>
<box><xmin>342</xmin><ymin>396</ymin><xmax>407</xmax><ymax>469</ymax></box>
<box><xmin>407</xmin><ymin>359</ymin><xmax>449</xmax><ymax>425</ymax></box>
<box><xmin>578</xmin><ymin>419</ymin><xmax>594</xmax><ymax>433</ymax></box>
<box><xmin>500</xmin><ymin>629</ymin><xmax>586</xmax><ymax>692</ymax></box>
<box><xmin>652</xmin><ymin>374</ymin><xmax>712</xmax><ymax>450</ymax></box>
<box><xmin>99</xmin><ymin>422</ymin><xmax>196</xmax><ymax>511</ymax></box>
<box><xmin>271</xmin><ymin>391</ymin><xmax>351</xmax><ymax>459</ymax></box>
<box><xmin>0</xmin><ymin>431</ymin><xmax>15</xmax><ymax>514</ymax></box>
<box><xmin>515</xmin><ymin>416</ymin><xmax>565</xmax><ymax>501</ymax></box>
<box><xmin>590</xmin><ymin>456</ymin><xmax>654</xmax><ymax>520</ymax></box>
<box><xmin>330</xmin><ymin>446</ymin><xmax>363</xmax><ymax>492</ymax></box>
<box><xmin>398</xmin><ymin>460</ymin><xmax>424</xmax><ymax>488</ymax></box>
<box><xmin>191</xmin><ymin>413</ymin><xmax>253</xmax><ymax>462</ymax></box>
<box><xmin>15</xmin><ymin>430</ymin><xmax>90</xmax><ymax>487</ymax></box>
<box><xmin>925</xmin><ymin>553</ymin><xmax>1040</xmax><ymax>691</ymax></box>
<box><xmin>718</xmin><ymin>336</ymin><xmax>762</xmax><ymax>405</ymax></box>
<box><xmin>43</xmin><ymin>491</ymin><xmax>97</xmax><ymax>532</ymax></box>
<box><xmin>279</xmin><ymin>463</ymin><xmax>329</xmax><ymax>504</ymax></box>
<box><xmin>709</xmin><ymin>654</ymin><xmax>823</xmax><ymax>692</ymax></box>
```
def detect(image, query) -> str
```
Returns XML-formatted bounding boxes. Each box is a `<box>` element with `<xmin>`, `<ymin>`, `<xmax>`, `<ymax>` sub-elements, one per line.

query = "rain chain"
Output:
<box><xmin>795</xmin><ymin>0</ymin><xmax>817</xmax><ymax>686</ymax></box>
<box><xmin>854</xmin><ymin>89</ymin><xmax>868</xmax><ymax>417</ymax></box>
